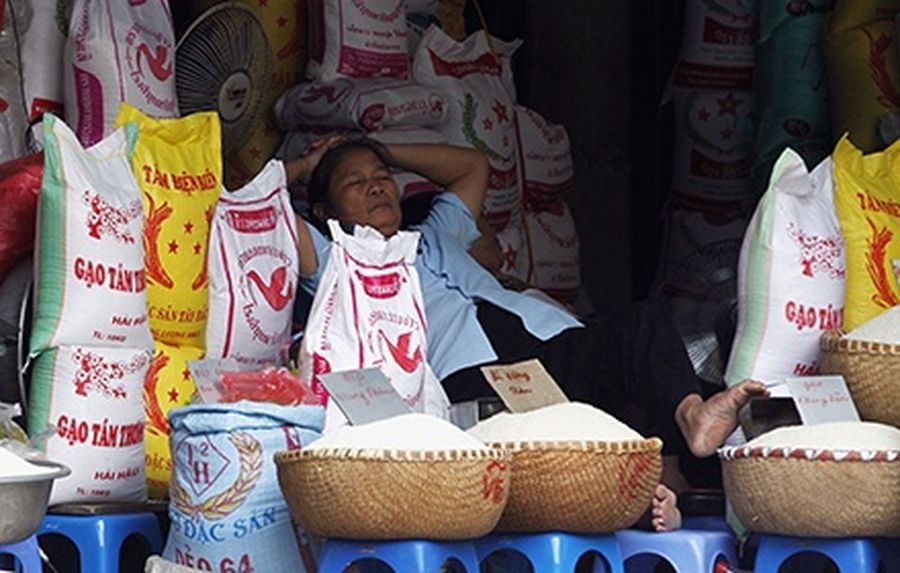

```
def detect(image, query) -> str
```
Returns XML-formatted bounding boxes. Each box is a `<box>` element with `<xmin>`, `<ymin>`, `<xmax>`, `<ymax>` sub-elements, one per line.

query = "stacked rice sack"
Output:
<box><xmin>27</xmin><ymin>114</ymin><xmax>154</xmax><ymax>504</ymax></box>
<box><xmin>276</xmin><ymin>1</ymin><xmax>581</xmax><ymax>305</ymax></box>
<box><xmin>63</xmin><ymin>0</ymin><xmax>178</xmax><ymax>148</ymax></box>
<box><xmin>654</xmin><ymin>0</ymin><xmax>756</xmax><ymax>321</ymax></box>
<box><xmin>113</xmin><ymin>104</ymin><xmax>222</xmax><ymax>499</ymax></box>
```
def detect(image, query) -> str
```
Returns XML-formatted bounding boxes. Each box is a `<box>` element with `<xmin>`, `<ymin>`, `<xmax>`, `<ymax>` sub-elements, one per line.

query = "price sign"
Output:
<box><xmin>317</xmin><ymin>368</ymin><xmax>411</xmax><ymax>425</ymax></box>
<box><xmin>480</xmin><ymin>359</ymin><xmax>569</xmax><ymax>413</ymax></box>
<box><xmin>783</xmin><ymin>375</ymin><xmax>860</xmax><ymax>425</ymax></box>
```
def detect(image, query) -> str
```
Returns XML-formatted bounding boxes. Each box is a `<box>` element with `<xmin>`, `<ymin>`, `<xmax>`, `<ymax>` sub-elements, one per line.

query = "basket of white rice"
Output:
<box><xmin>468</xmin><ymin>402</ymin><xmax>662</xmax><ymax>533</ymax></box>
<box><xmin>274</xmin><ymin>413</ymin><xmax>511</xmax><ymax>540</ymax></box>
<box><xmin>820</xmin><ymin>308</ymin><xmax>900</xmax><ymax>428</ymax></box>
<box><xmin>720</xmin><ymin>421</ymin><xmax>900</xmax><ymax>537</ymax></box>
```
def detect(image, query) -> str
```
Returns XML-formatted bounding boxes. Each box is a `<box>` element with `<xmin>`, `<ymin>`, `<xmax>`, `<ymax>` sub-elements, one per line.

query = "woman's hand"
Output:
<box><xmin>284</xmin><ymin>134</ymin><xmax>346</xmax><ymax>185</ymax></box>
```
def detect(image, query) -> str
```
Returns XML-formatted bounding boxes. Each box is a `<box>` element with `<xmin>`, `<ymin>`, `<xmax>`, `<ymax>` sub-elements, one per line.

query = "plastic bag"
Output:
<box><xmin>0</xmin><ymin>153</ymin><xmax>42</xmax><ymax>283</ymax></box>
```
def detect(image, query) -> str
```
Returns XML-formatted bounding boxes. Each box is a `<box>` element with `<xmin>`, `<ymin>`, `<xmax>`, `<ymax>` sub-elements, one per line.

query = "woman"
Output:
<box><xmin>287</xmin><ymin>137</ymin><xmax>767</xmax><ymax>463</ymax></box>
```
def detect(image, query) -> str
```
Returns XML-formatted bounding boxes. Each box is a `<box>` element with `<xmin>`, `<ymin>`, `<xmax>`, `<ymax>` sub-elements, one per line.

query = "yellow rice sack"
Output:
<box><xmin>834</xmin><ymin>135</ymin><xmax>900</xmax><ymax>330</ymax></box>
<box><xmin>114</xmin><ymin>104</ymin><xmax>222</xmax><ymax>348</ymax></box>
<box><xmin>825</xmin><ymin>3</ymin><xmax>900</xmax><ymax>152</ymax></box>
<box><xmin>143</xmin><ymin>342</ymin><xmax>203</xmax><ymax>499</ymax></box>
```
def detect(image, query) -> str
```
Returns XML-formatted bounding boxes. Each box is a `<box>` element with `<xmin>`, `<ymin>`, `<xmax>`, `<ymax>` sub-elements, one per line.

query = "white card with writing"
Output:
<box><xmin>784</xmin><ymin>375</ymin><xmax>860</xmax><ymax>425</ymax></box>
<box><xmin>317</xmin><ymin>368</ymin><xmax>411</xmax><ymax>425</ymax></box>
<box><xmin>480</xmin><ymin>359</ymin><xmax>569</xmax><ymax>413</ymax></box>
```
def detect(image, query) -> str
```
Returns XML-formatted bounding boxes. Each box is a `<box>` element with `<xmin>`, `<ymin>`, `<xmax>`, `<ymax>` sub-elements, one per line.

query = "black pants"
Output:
<box><xmin>441</xmin><ymin>301</ymin><xmax>704</xmax><ymax>456</ymax></box>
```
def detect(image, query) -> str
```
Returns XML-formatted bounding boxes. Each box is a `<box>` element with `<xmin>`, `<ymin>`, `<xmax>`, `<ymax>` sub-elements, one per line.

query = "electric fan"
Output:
<box><xmin>175</xmin><ymin>2</ymin><xmax>273</xmax><ymax>156</ymax></box>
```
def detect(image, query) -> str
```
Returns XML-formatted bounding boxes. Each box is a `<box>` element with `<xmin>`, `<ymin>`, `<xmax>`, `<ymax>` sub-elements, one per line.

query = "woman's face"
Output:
<box><xmin>323</xmin><ymin>148</ymin><xmax>402</xmax><ymax>237</ymax></box>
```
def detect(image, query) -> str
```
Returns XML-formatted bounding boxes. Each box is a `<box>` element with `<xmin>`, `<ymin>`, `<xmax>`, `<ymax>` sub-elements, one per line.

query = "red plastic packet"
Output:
<box><xmin>0</xmin><ymin>153</ymin><xmax>42</xmax><ymax>283</ymax></box>
<box><xmin>219</xmin><ymin>367</ymin><xmax>316</xmax><ymax>406</ymax></box>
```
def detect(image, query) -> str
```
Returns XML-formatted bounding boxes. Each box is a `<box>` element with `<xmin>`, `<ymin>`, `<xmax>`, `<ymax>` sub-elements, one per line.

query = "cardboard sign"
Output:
<box><xmin>480</xmin><ymin>359</ymin><xmax>569</xmax><ymax>413</ymax></box>
<box><xmin>783</xmin><ymin>375</ymin><xmax>860</xmax><ymax>425</ymax></box>
<box><xmin>317</xmin><ymin>368</ymin><xmax>411</xmax><ymax>425</ymax></box>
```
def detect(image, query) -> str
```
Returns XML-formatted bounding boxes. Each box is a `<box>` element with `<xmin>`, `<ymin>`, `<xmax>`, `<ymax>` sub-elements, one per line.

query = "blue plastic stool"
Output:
<box><xmin>476</xmin><ymin>532</ymin><xmax>624</xmax><ymax>573</ymax></box>
<box><xmin>318</xmin><ymin>539</ymin><xmax>481</xmax><ymax>572</ymax></box>
<box><xmin>681</xmin><ymin>516</ymin><xmax>732</xmax><ymax>534</ymax></box>
<box><xmin>0</xmin><ymin>535</ymin><xmax>42</xmax><ymax>572</ymax></box>
<box><xmin>754</xmin><ymin>535</ymin><xmax>899</xmax><ymax>573</ymax></box>
<box><xmin>615</xmin><ymin>528</ymin><xmax>737</xmax><ymax>573</ymax></box>
<box><xmin>37</xmin><ymin>512</ymin><xmax>163</xmax><ymax>573</ymax></box>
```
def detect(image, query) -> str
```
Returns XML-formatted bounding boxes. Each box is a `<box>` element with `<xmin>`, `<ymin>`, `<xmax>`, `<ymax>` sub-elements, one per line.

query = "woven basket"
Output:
<box><xmin>490</xmin><ymin>438</ymin><xmax>662</xmax><ymax>533</ymax></box>
<box><xmin>721</xmin><ymin>445</ymin><xmax>900</xmax><ymax>537</ymax></box>
<box><xmin>274</xmin><ymin>447</ymin><xmax>511</xmax><ymax>540</ymax></box>
<box><xmin>820</xmin><ymin>330</ymin><xmax>900</xmax><ymax>428</ymax></box>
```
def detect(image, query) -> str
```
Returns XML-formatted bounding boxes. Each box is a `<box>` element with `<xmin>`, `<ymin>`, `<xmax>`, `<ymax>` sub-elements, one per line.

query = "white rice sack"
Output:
<box><xmin>526</xmin><ymin>204</ymin><xmax>581</xmax><ymax>305</ymax></box>
<box><xmin>29</xmin><ymin>115</ymin><xmax>154</xmax><ymax>354</ymax></box>
<box><xmin>20</xmin><ymin>0</ymin><xmax>67</xmax><ymax>125</ymax></box>
<box><xmin>514</xmin><ymin>106</ymin><xmax>574</xmax><ymax>210</ymax></box>
<box><xmin>468</xmin><ymin>402</ymin><xmax>644</xmax><ymax>443</ymax></box>
<box><xmin>206</xmin><ymin>160</ymin><xmax>299</xmax><ymax>368</ymax></box>
<box><xmin>26</xmin><ymin>345</ymin><xmax>152</xmax><ymax>504</ymax></box>
<box><xmin>307</xmin><ymin>0</ymin><xmax>409</xmax><ymax>82</ymax></box>
<box><xmin>307</xmin><ymin>413</ymin><xmax>488</xmax><ymax>451</ymax></box>
<box><xmin>64</xmin><ymin>0</ymin><xmax>177</xmax><ymax>147</ymax></box>
<box><xmin>746</xmin><ymin>421</ymin><xmax>900</xmax><ymax>452</ymax></box>
<box><xmin>412</xmin><ymin>26</ymin><xmax>523</xmax><ymax>231</ymax></box>
<box><xmin>725</xmin><ymin>150</ymin><xmax>845</xmax><ymax>385</ymax></box>
<box><xmin>274</xmin><ymin>78</ymin><xmax>449</xmax><ymax>132</ymax></box>
<box><xmin>845</xmin><ymin>305</ymin><xmax>900</xmax><ymax>344</ymax></box>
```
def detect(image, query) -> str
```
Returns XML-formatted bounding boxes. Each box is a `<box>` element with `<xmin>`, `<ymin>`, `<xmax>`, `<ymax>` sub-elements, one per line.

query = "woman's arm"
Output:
<box><xmin>381</xmin><ymin>143</ymin><xmax>489</xmax><ymax>219</ymax></box>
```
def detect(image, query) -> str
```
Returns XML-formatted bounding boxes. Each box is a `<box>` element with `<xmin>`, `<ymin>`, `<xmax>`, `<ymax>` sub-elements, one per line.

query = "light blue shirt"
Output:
<box><xmin>301</xmin><ymin>193</ymin><xmax>583</xmax><ymax>380</ymax></box>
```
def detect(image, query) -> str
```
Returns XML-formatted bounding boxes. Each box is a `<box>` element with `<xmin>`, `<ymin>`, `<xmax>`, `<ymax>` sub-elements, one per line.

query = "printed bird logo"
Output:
<box><xmin>379</xmin><ymin>330</ymin><xmax>423</xmax><ymax>373</ymax></box>
<box><xmin>247</xmin><ymin>266</ymin><xmax>294</xmax><ymax>311</ymax></box>
<box><xmin>136</xmin><ymin>43</ymin><xmax>173</xmax><ymax>82</ymax></box>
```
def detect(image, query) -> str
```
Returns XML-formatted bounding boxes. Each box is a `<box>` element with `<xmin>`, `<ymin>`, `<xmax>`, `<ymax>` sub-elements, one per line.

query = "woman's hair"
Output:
<box><xmin>306</xmin><ymin>137</ymin><xmax>391</xmax><ymax>212</ymax></box>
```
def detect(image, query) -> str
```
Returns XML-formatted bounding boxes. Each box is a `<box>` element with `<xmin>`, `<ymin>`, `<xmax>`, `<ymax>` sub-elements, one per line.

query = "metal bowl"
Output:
<box><xmin>0</xmin><ymin>459</ymin><xmax>70</xmax><ymax>543</ymax></box>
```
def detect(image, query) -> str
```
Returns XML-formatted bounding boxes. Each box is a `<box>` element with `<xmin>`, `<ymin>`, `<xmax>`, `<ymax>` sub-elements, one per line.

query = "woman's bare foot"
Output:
<box><xmin>675</xmin><ymin>380</ymin><xmax>768</xmax><ymax>458</ymax></box>
<box><xmin>651</xmin><ymin>484</ymin><xmax>681</xmax><ymax>532</ymax></box>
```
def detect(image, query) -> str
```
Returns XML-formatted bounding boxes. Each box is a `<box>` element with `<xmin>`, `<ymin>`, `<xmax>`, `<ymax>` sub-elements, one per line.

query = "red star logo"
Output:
<box><xmin>277</xmin><ymin>15</ymin><xmax>287</xmax><ymax>28</ymax></box>
<box><xmin>168</xmin><ymin>388</ymin><xmax>180</xmax><ymax>403</ymax></box>
<box><xmin>183</xmin><ymin>220</ymin><xmax>194</xmax><ymax>234</ymax></box>
<box><xmin>168</xmin><ymin>240</ymin><xmax>179</xmax><ymax>254</ymax></box>
<box><xmin>716</xmin><ymin>92</ymin><xmax>742</xmax><ymax>117</ymax></box>
<box><xmin>698</xmin><ymin>108</ymin><xmax>710</xmax><ymax>122</ymax></box>
<box><xmin>492</xmin><ymin>99</ymin><xmax>509</xmax><ymax>123</ymax></box>
<box><xmin>483</xmin><ymin>117</ymin><xmax>494</xmax><ymax>131</ymax></box>
<box><xmin>720</xmin><ymin>127</ymin><xmax>734</xmax><ymax>141</ymax></box>
<box><xmin>193</xmin><ymin>243</ymin><xmax>202</xmax><ymax>255</ymax></box>
<box><xmin>503</xmin><ymin>244</ymin><xmax>517</xmax><ymax>271</ymax></box>
<box><xmin>182</xmin><ymin>368</ymin><xmax>191</xmax><ymax>381</ymax></box>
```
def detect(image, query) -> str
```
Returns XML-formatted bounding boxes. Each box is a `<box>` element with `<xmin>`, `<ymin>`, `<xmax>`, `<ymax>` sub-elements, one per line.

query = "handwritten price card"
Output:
<box><xmin>480</xmin><ymin>359</ymin><xmax>569</xmax><ymax>413</ymax></box>
<box><xmin>317</xmin><ymin>368</ymin><xmax>411</xmax><ymax>425</ymax></box>
<box><xmin>784</xmin><ymin>375</ymin><xmax>860</xmax><ymax>425</ymax></box>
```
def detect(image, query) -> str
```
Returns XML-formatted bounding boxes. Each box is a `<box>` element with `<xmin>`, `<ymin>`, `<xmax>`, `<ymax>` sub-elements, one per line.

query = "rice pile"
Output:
<box><xmin>307</xmin><ymin>413</ymin><xmax>490</xmax><ymax>451</ymax></box>
<box><xmin>468</xmin><ymin>402</ymin><xmax>644</xmax><ymax>443</ymax></box>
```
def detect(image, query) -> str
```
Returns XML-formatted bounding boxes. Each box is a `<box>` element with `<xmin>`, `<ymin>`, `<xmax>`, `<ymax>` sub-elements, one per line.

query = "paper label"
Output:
<box><xmin>317</xmin><ymin>368</ymin><xmax>411</xmax><ymax>425</ymax></box>
<box><xmin>480</xmin><ymin>359</ymin><xmax>569</xmax><ymax>413</ymax></box>
<box><xmin>783</xmin><ymin>375</ymin><xmax>860</xmax><ymax>424</ymax></box>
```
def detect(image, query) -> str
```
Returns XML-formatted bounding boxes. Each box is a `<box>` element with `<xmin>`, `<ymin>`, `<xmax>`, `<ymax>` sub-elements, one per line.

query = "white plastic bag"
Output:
<box><xmin>299</xmin><ymin>221</ymin><xmax>449</xmax><ymax>431</ymax></box>
<box><xmin>725</xmin><ymin>149</ymin><xmax>845</xmax><ymax>385</ymax></box>
<box><xmin>206</xmin><ymin>160</ymin><xmax>299</xmax><ymax>368</ymax></box>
